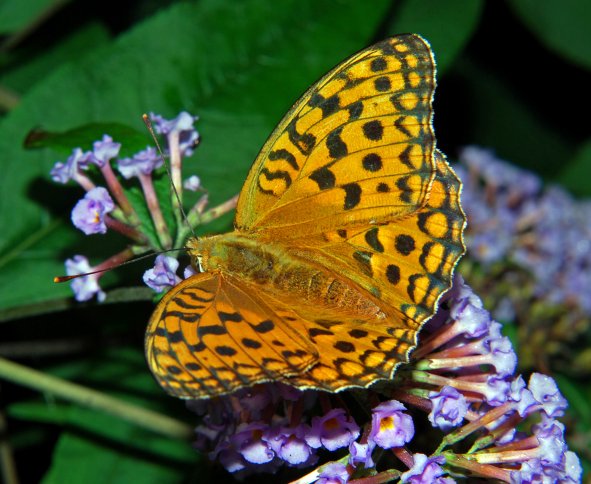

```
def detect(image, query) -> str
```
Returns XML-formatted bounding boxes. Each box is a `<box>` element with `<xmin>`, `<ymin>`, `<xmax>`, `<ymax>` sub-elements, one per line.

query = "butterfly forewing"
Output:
<box><xmin>236</xmin><ymin>34</ymin><xmax>437</xmax><ymax>238</ymax></box>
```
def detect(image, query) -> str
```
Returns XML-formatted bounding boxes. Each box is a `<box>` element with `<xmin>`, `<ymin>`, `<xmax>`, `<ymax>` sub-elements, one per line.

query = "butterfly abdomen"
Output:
<box><xmin>191</xmin><ymin>233</ymin><xmax>384</xmax><ymax>320</ymax></box>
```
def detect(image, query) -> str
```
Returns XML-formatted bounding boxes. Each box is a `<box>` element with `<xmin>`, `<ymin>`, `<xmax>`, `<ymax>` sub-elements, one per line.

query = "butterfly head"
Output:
<box><xmin>185</xmin><ymin>235</ymin><xmax>225</xmax><ymax>273</ymax></box>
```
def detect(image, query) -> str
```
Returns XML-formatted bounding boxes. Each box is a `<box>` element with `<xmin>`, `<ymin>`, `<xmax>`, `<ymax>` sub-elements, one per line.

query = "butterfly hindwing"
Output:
<box><xmin>285</xmin><ymin>150</ymin><xmax>465</xmax><ymax>333</ymax></box>
<box><xmin>146</xmin><ymin>271</ymin><xmax>318</xmax><ymax>398</ymax></box>
<box><xmin>236</xmin><ymin>34</ymin><xmax>437</xmax><ymax>239</ymax></box>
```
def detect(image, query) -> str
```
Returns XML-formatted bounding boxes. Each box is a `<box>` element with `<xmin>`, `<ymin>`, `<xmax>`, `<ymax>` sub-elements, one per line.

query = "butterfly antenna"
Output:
<box><xmin>54</xmin><ymin>248</ymin><xmax>186</xmax><ymax>283</ymax></box>
<box><xmin>142</xmin><ymin>114</ymin><xmax>196</xmax><ymax>240</ymax></box>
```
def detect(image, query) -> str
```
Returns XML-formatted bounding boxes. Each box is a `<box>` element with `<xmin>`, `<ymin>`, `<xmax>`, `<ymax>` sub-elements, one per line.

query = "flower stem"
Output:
<box><xmin>104</xmin><ymin>216</ymin><xmax>147</xmax><ymax>244</ymax></box>
<box><xmin>138</xmin><ymin>172</ymin><xmax>172</xmax><ymax>249</ymax></box>
<box><xmin>436</xmin><ymin>402</ymin><xmax>512</xmax><ymax>452</ymax></box>
<box><xmin>444</xmin><ymin>452</ymin><xmax>512</xmax><ymax>482</ymax></box>
<box><xmin>74</xmin><ymin>172</ymin><xmax>95</xmax><ymax>191</ymax></box>
<box><xmin>349</xmin><ymin>469</ymin><xmax>401</xmax><ymax>483</ymax></box>
<box><xmin>100</xmin><ymin>163</ymin><xmax>140</xmax><ymax>226</ymax></box>
<box><xmin>178</xmin><ymin>194</ymin><xmax>238</xmax><ymax>244</ymax></box>
<box><xmin>167</xmin><ymin>130</ymin><xmax>183</xmax><ymax>223</ymax></box>
<box><xmin>0</xmin><ymin>356</ymin><xmax>193</xmax><ymax>440</ymax></box>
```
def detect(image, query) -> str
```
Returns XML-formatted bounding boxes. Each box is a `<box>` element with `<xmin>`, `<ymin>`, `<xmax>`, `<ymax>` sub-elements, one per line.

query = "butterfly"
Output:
<box><xmin>145</xmin><ymin>34</ymin><xmax>465</xmax><ymax>399</ymax></box>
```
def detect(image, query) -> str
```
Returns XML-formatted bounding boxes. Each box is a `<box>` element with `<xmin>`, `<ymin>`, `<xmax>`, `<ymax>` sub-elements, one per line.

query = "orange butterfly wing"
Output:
<box><xmin>236</xmin><ymin>34</ymin><xmax>437</xmax><ymax>239</ymax></box>
<box><xmin>146</xmin><ymin>271</ymin><xmax>317</xmax><ymax>398</ymax></box>
<box><xmin>146</xmin><ymin>34</ymin><xmax>466</xmax><ymax>399</ymax></box>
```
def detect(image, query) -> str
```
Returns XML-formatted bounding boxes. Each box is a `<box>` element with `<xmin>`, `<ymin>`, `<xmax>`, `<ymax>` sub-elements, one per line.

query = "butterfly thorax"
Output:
<box><xmin>186</xmin><ymin>234</ymin><xmax>386</xmax><ymax>321</ymax></box>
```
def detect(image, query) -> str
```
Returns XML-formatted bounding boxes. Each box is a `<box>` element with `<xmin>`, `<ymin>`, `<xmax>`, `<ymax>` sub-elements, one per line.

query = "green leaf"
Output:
<box><xmin>0</xmin><ymin>0</ymin><xmax>67</xmax><ymax>34</ymax></box>
<box><xmin>0</xmin><ymin>0</ymin><xmax>393</xmax><ymax>311</ymax></box>
<box><xmin>0</xmin><ymin>23</ymin><xmax>110</xmax><ymax>96</ymax></box>
<box><xmin>385</xmin><ymin>0</ymin><xmax>484</xmax><ymax>73</ymax></box>
<box><xmin>24</xmin><ymin>123</ymin><xmax>149</xmax><ymax>156</ymax></box>
<box><xmin>558</xmin><ymin>139</ymin><xmax>591</xmax><ymax>197</ymax></box>
<box><xmin>508</xmin><ymin>0</ymin><xmax>591</xmax><ymax>71</ymax></box>
<box><xmin>7</xmin><ymin>347</ymin><xmax>200</xmax><ymax>482</ymax></box>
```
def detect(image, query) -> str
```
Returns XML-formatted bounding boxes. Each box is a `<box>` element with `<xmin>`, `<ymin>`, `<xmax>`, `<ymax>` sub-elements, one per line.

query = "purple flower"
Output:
<box><xmin>213</xmin><ymin>439</ymin><xmax>246</xmax><ymax>473</ymax></box>
<box><xmin>90</xmin><ymin>135</ymin><xmax>121</xmax><ymax>167</ymax></box>
<box><xmin>560</xmin><ymin>451</ymin><xmax>582</xmax><ymax>483</ymax></box>
<box><xmin>482</xmin><ymin>375</ymin><xmax>510</xmax><ymax>406</ymax></box>
<box><xmin>508</xmin><ymin>376</ymin><xmax>537</xmax><ymax>417</ymax></box>
<box><xmin>263</xmin><ymin>425</ymin><xmax>313</xmax><ymax>465</ymax></box>
<box><xmin>232</xmin><ymin>422</ymin><xmax>274</xmax><ymax>465</ymax></box>
<box><xmin>348</xmin><ymin>440</ymin><xmax>375</xmax><ymax>468</ymax></box>
<box><xmin>316</xmin><ymin>462</ymin><xmax>349</xmax><ymax>484</ymax></box>
<box><xmin>117</xmin><ymin>147</ymin><xmax>162</xmax><ymax>179</ymax></box>
<box><xmin>183</xmin><ymin>265</ymin><xmax>197</xmax><ymax>279</ymax></box>
<box><xmin>368</xmin><ymin>400</ymin><xmax>414</xmax><ymax>449</ymax></box>
<box><xmin>65</xmin><ymin>255</ymin><xmax>105</xmax><ymax>302</ymax></box>
<box><xmin>143</xmin><ymin>255</ymin><xmax>181</xmax><ymax>292</ymax></box>
<box><xmin>510</xmin><ymin>458</ymin><xmax>544</xmax><ymax>484</ymax></box>
<box><xmin>528</xmin><ymin>373</ymin><xmax>567</xmax><ymax>418</ymax></box>
<box><xmin>488</xmin><ymin>337</ymin><xmax>517</xmax><ymax>377</ymax></box>
<box><xmin>428</xmin><ymin>386</ymin><xmax>467</xmax><ymax>431</ymax></box>
<box><xmin>305</xmin><ymin>408</ymin><xmax>360</xmax><ymax>451</ymax></box>
<box><xmin>533</xmin><ymin>418</ymin><xmax>567</xmax><ymax>469</ymax></box>
<box><xmin>50</xmin><ymin>147</ymin><xmax>92</xmax><ymax>183</ymax></box>
<box><xmin>183</xmin><ymin>175</ymin><xmax>201</xmax><ymax>191</ymax></box>
<box><xmin>71</xmin><ymin>187</ymin><xmax>115</xmax><ymax>235</ymax></box>
<box><xmin>401</xmin><ymin>454</ymin><xmax>450</xmax><ymax>484</ymax></box>
<box><xmin>231</xmin><ymin>386</ymin><xmax>273</xmax><ymax>418</ymax></box>
<box><xmin>150</xmin><ymin>111</ymin><xmax>199</xmax><ymax>156</ymax></box>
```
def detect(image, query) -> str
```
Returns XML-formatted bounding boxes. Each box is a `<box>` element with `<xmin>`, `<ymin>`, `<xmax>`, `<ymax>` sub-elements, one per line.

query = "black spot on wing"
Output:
<box><xmin>215</xmin><ymin>346</ymin><xmax>237</xmax><ymax>357</ymax></box>
<box><xmin>362</xmin><ymin>120</ymin><xmax>384</xmax><ymax>141</ymax></box>
<box><xmin>386</xmin><ymin>264</ymin><xmax>401</xmax><ymax>285</ymax></box>
<box><xmin>335</xmin><ymin>341</ymin><xmax>355</xmax><ymax>353</ymax></box>
<box><xmin>370</xmin><ymin>57</ymin><xmax>387</xmax><ymax>72</ymax></box>
<box><xmin>394</xmin><ymin>116</ymin><xmax>413</xmax><ymax>138</ymax></box>
<box><xmin>219</xmin><ymin>312</ymin><xmax>243</xmax><ymax>323</ymax></box>
<box><xmin>374</xmin><ymin>76</ymin><xmax>391</xmax><ymax>92</ymax></box>
<box><xmin>287</xmin><ymin>119</ymin><xmax>316</xmax><ymax>155</ymax></box>
<box><xmin>163</xmin><ymin>310</ymin><xmax>201</xmax><ymax>323</ymax></box>
<box><xmin>198</xmin><ymin>325</ymin><xmax>227</xmax><ymax>337</ymax></box>
<box><xmin>167</xmin><ymin>331</ymin><xmax>183</xmax><ymax>343</ymax></box>
<box><xmin>268</xmin><ymin>148</ymin><xmax>299</xmax><ymax>170</ymax></box>
<box><xmin>242</xmin><ymin>338</ymin><xmax>262</xmax><ymax>349</ymax></box>
<box><xmin>258</xmin><ymin>168</ymin><xmax>292</xmax><ymax>195</ymax></box>
<box><xmin>364</xmin><ymin>227</ymin><xmax>384</xmax><ymax>253</ymax></box>
<box><xmin>326</xmin><ymin>127</ymin><xmax>348</xmax><ymax>159</ymax></box>
<box><xmin>309</xmin><ymin>93</ymin><xmax>341</xmax><ymax>118</ymax></box>
<box><xmin>347</xmin><ymin>101</ymin><xmax>363</xmax><ymax>120</ymax></box>
<box><xmin>251</xmin><ymin>319</ymin><xmax>275</xmax><ymax>334</ymax></box>
<box><xmin>362</xmin><ymin>153</ymin><xmax>382</xmax><ymax>172</ymax></box>
<box><xmin>349</xmin><ymin>329</ymin><xmax>368</xmax><ymax>339</ymax></box>
<box><xmin>342</xmin><ymin>183</ymin><xmax>361</xmax><ymax>209</ymax></box>
<box><xmin>399</xmin><ymin>144</ymin><xmax>414</xmax><ymax>169</ymax></box>
<box><xmin>309</xmin><ymin>166</ymin><xmax>336</xmax><ymax>190</ymax></box>
<box><xmin>309</xmin><ymin>328</ymin><xmax>334</xmax><ymax>338</ymax></box>
<box><xmin>395</xmin><ymin>234</ymin><xmax>416</xmax><ymax>256</ymax></box>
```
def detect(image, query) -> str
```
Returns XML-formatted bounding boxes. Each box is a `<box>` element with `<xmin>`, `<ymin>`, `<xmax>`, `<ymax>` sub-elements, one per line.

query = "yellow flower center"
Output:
<box><xmin>379</xmin><ymin>416</ymin><xmax>395</xmax><ymax>432</ymax></box>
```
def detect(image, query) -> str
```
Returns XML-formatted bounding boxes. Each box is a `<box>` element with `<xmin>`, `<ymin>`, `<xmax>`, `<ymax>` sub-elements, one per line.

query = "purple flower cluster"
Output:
<box><xmin>456</xmin><ymin>146</ymin><xmax>591</xmax><ymax>317</ymax></box>
<box><xmin>186</xmin><ymin>275</ymin><xmax>581</xmax><ymax>482</ymax></box>
<box><xmin>49</xmin><ymin>112</ymin><xmax>232</xmax><ymax>302</ymax></box>
<box><xmin>189</xmin><ymin>383</ymin><xmax>417</xmax><ymax>479</ymax></box>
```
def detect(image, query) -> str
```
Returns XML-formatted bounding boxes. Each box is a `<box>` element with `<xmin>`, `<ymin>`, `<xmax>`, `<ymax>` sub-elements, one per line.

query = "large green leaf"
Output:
<box><xmin>1</xmin><ymin>0</ymin><xmax>401</xmax><ymax>311</ymax></box>
<box><xmin>509</xmin><ymin>0</ymin><xmax>591</xmax><ymax>71</ymax></box>
<box><xmin>386</xmin><ymin>0</ymin><xmax>484</xmax><ymax>73</ymax></box>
